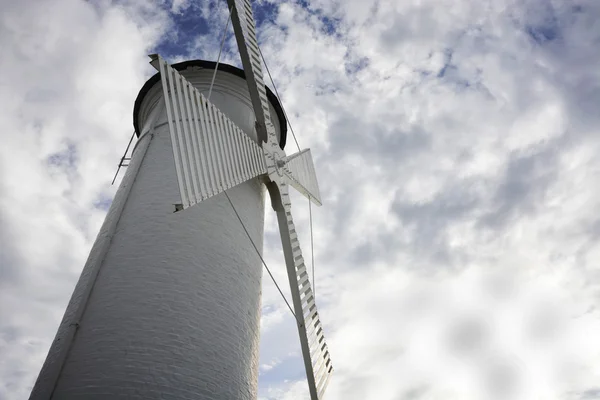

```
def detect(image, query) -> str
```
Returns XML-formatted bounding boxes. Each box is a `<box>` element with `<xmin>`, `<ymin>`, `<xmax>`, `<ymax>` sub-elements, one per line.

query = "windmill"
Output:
<box><xmin>28</xmin><ymin>1</ymin><xmax>332</xmax><ymax>399</ymax></box>
<box><xmin>148</xmin><ymin>0</ymin><xmax>333</xmax><ymax>396</ymax></box>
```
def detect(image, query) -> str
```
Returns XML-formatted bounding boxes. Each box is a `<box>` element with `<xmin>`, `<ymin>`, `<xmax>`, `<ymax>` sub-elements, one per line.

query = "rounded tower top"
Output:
<box><xmin>133</xmin><ymin>59</ymin><xmax>288</xmax><ymax>149</ymax></box>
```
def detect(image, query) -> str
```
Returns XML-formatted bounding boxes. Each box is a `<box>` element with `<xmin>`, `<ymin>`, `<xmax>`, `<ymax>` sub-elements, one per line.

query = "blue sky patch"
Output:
<box><xmin>93</xmin><ymin>192</ymin><xmax>113</xmax><ymax>211</ymax></box>
<box><xmin>525</xmin><ymin>23</ymin><xmax>559</xmax><ymax>44</ymax></box>
<box><xmin>259</xmin><ymin>354</ymin><xmax>306</xmax><ymax>384</ymax></box>
<box><xmin>437</xmin><ymin>49</ymin><xmax>454</xmax><ymax>78</ymax></box>
<box><xmin>523</xmin><ymin>1</ymin><xmax>561</xmax><ymax>45</ymax></box>
<box><xmin>153</xmin><ymin>7</ymin><xmax>211</xmax><ymax>59</ymax></box>
<box><xmin>345</xmin><ymin>57</ymin><xmax>370</xmax><ymax>75</ymax></box>
<box><xmin>253</xmin><ymin>1</ymin><xmax>278</xmax><ymax>26</ymax></box>
<box><xmin>47</xmin><ymin>143</ymin><xmax>77</xmax><ymax>169</ymax></box>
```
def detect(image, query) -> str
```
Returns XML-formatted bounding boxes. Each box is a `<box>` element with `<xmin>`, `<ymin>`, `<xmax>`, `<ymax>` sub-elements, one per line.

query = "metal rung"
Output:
<box><xmin>313</xmin><ymin>349</ymin><xmax>329</xmax><ymax>368</ymax></box>
<box><xmin>305</xmin><ymin>304</ymin><xmax>318</xmax><ymax>322</ymax></box>
<box><xmin>313</xmin><ymin>351</ymin><xmax>329</xmax><ymax>377</ymax></box>
<box><xmin>306</xmin><ymin>318</ymin><xmax>321</xmax><ymax>338</ymax></box>
<box><xmin>299</xmin><ymin>282</ymin><xmax>311</xmax><ymax>297</ymax></box>
<box><xmin>298</xmin><ymin>272</ymin><xmax>309</xmax><ymax>286</ymax></box>
<box><xmin>308</xmin><ymin>326</ymin><xmax>323</xmax><ymax>348</ymax></box>
<box><xmin>314</xmin><ymin>353</ymin><xmax>329</xmax><ymax>379</ymax></box>
<box><xmin>307</xmin><ymin>323</ymin><xmax>322</xmax><ymax>342</ymax></box>
<box><xmin>317</xmin><ymin>366</ymin><xmax>333</xmax><ymax>398</ymax></box>
<box><xmin>302</xmin><ymin>296</ymin><xmax>315</xmax><ymax>314</ymax></box>
<box><xmin>309</xmin><ymin>334</ymin><xmax>325</xmax><ymax>358</ymax></box>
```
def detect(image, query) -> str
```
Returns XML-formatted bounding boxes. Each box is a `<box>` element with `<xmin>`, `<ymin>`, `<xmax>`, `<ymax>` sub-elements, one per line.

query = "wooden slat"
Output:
<box><xmin>150</xmin><ymin>55</ymin><xmax>269</xmax><ymax>209</ymax></box>
<box><xmin>194</xmin><ymin>91</ymin><xmax>217</xmax><ymax>196</ymax></box>
<box><xmin>285</xmin><ymin>149</ymin><xmax>322</xmax><ymax>206</ymax></box>
<box><xmin>187</xmin><ymin>82</ymin><xmax>210</xmax><ymax>199</ymax></box>
<box><xmin>181</xmin><ymin>80</ymin><xmax>205</xmax><ymax>201</ymax></box>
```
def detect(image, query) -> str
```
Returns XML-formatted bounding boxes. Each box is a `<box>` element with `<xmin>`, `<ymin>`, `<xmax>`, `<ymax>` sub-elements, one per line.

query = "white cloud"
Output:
<box><xmin>254</xmin><ymin>0</ymin><xmax>600</xmax><ymax>399</ymax></box>
<box><xmin>3</xmin><ymin>0</ymin><xmax>600</xmax><ymax>399</ymax></box>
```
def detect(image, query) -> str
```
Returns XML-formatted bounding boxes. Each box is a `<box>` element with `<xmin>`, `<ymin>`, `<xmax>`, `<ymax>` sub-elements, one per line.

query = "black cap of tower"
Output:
<box><xmin>133</xmin><ymin>59</ymin><xmax>287</xmax><ymax>150</ymax></box>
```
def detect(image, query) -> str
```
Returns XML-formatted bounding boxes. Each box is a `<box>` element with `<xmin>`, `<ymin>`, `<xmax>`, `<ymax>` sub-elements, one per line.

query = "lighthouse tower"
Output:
<box><xmin>29</xmin><ymin>61</ymin><xmax>287</xmax><ymax>399</ymax></box>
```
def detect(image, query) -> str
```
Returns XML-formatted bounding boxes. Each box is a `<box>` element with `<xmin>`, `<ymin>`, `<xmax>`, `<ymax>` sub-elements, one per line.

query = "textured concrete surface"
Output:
<box><xmin>30</xmin><ymin>67</ymin><xmax>280</xmax><ymax>399</ymax></box>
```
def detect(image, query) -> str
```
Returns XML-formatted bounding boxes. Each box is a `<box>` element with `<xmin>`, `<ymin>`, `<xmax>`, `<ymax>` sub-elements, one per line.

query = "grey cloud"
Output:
<box><xmin>480</xmin><ymin>138</ymin><xmax>562</xmax><ymax>229</ymax></box>
<box><xmin>379</xmin><ymin>5</ymin><xmax>445</xmax><ymax>51</ymax></box>
<box><xmin>580</xmin><ymin>388</ymin><xmax>600</xmax><ymax>399</ymax></box>
<box><xmin>335</xmin><ymin>374</ymin><xmax>372</xmax><ymax>400</ymax></box>
<box><xmin>445</xmin><ymin>314</ymin><xmax>489</xmax><ymax>356</ymax></box>
<box><xmin>0</xmin><ymin>206</ymin><xmax>26</xmax><ymax>289</ymax></box>
<box><xmin>402</xmin><ymin>385</ymin><xmax>429</xmax><ymax>400</ymax></box>
<box><xmin>393</xmin><ymin>184</ymin><xmax>480</xmax><ymax>226</ymax></box>
<box><xmin>340</xmin><ymin>226</ymin><xmax>399</xmax><ymax>268</ymax></box>
<box><xmin>483</xmin><ymin>357</ymin><xmax>522</xmax><ymax>399</ymax></box>
<box><xmin>0</xmin><ymin>242</ymin><xmax>23</xmax><ymax>290</ymax></box>
<box><xmin>351</xmin><ymin>242</ymin><xmax>377</xmax><ymax>265</ymax></box>
<box><xmin>391</xmin><ymin>177</ymin><xmax>483</xmax><ymax>267</ymax></box>
<box><xmin>327</xmin><ymin>116</ymin><xmax>431</xmax><ymax>163</ymax></box>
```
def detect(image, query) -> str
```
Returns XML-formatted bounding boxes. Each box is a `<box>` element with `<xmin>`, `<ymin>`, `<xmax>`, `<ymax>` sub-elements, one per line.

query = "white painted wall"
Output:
<box><xmin>29</xmin><ymin>64</ymin><xmax>282</xmax><ymax>400</ymax></box>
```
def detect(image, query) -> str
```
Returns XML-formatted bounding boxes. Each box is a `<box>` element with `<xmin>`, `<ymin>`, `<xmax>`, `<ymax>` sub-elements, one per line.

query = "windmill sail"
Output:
<box><xmin>226</xmin><ymin>0</ymin><xmax>277</xmax><ymax>144</ymax></box>
<box><xmin>284</xmin><ymin>149</ymin><xmax>322</xmax><ymax>206</ymax></box>
<box><xmin>150</xmin><ymin>54</ymin><xmax>267</xmax><ymax>209</ymax></box>
<box><xmin>226</xmin><ymin>0</ymin><xmax>334</xmax><ymax>398</ymax></box>
<box><xmin>275</xmin><ymin>185</ymin><xmax>333</xmax><ymax>400</ymax></box>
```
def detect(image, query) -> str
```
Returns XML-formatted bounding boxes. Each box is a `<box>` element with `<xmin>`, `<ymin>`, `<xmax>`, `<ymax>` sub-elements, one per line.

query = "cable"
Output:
<box><xmin>210</xmin><ymin>4</ymin><xmax>297</xmax><ymax>321</ymax></box>
<box><xmin>212</xmin><ymin>5</ymin><xmax>297</xmax><ymax>321</ymax></box>
<box><xmin>308</xmin><ymin>198</ymin><xmax>315</xmax><ymax>300</ymax></box>
<box><xmin>208</xmin><ymin>6</ymin><xmax>232</xmax><ymax>102</ymax></box>
<box><xmin>258</xmin><ymin>46</ymin><xmax>318</xmax><ymax>301</ymax></box>
<box><xmin>224</xmin><ymin>190</ymin><xmax>297</xmax><ymax>320</ymax></box>
<box><xmin>258</xmin><ymin>46</ymin><xmax>301</xmax><ymax>152</ymax></box>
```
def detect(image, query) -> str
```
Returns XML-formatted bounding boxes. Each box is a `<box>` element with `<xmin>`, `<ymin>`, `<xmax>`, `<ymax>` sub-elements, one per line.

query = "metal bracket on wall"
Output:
<box><xmin>111</xmin><ymin>131</ymin><xmax>136</xmax><ymax>185</ymax></box>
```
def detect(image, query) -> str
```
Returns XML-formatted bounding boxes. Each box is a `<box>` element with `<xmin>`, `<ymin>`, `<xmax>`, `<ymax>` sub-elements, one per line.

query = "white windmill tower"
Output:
<box><xmin>28</xmin><ymin>1</ymin><xmax>332</xmax><ymax>399</ymax></box>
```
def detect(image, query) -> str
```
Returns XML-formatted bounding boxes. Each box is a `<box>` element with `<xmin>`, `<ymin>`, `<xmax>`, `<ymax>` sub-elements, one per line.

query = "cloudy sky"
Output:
<box><xmin>2</xmin><ymin>0</ymin><xmax>600</xmax><ymax>399</ymax></box>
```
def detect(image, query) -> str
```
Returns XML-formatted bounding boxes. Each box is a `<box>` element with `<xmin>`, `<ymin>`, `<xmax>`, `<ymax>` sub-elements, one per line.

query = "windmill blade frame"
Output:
<box><xmin>150</xmin><ymin>54</ymin><xmax>268</xmax><ymax>209</ymax></box>
<box><xmin>271</xmin><ymin>182</ymin><xmax>333</xmax><ymax>400</ymax></box>
<box><xmin>226</xmin><ymin>0</ymin><xmax>278</xmax><ymax>144</ymax></box>
<box><xmin>226</xmin><ymin>0</ymin><xmax>335</xmax><ymax>397</ymax></box>
<box><xmin>284</xmin><ymin>149</ymin><xmax>322</xmax><ymax>206</ymax></box>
